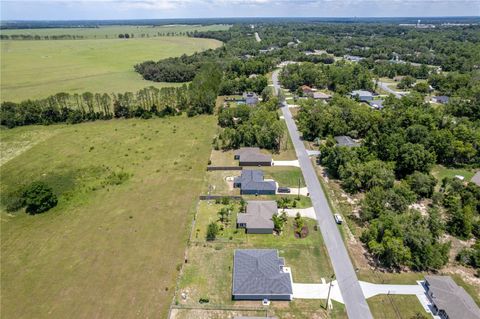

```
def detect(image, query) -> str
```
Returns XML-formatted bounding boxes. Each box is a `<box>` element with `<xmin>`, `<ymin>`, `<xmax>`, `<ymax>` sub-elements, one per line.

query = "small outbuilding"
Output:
<box><xmin>232</xmin><ymin>249</ymin><xmax>293</xmax><ymax>301</ymax></box>
<box><xmin>424</xmin><ymin>275</ymin><xmax>480</xmax><ymax>319</ymax></box>
<box><xmin>334</xmin><ymin>136</ymin><xmax>360</xmax><ymax>147</ymax></box>
<box><xmin>234</xmin><ymin>147</ymin><xmax>272</xmax><ymax>166</ymax></box>
<box><xmin>237</xmin><ymin>201</ymin><xmax>277</xmax><ymax>234</ymax></box>
<box><xmin>234</xmin><ymin>170</ymin><xmax>276</xmax><ymax>195</ymax></box>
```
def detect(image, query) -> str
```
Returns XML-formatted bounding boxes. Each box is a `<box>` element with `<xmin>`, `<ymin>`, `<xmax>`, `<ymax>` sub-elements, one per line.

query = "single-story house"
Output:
<box><xmin>234</xmin><ymin>170</ymin><xmax>276</xmax><ymax>195</ymax></box>
<box><xmin>350</xmin><ymin>90</ymin><xmax>374</xmax><ymax>102</ymax></box>
<box><xmin>232</xmin><ymin>249</ymin><xmax>293</xmax><ymax>301</ymax></box>
<box><xmin>432</xmin><ymin>95</ymin><xmax>450</xmax><ymax>104</ymax></box>
<box><xmin>424</xmin><ymin>275</ymin><xmax>480</xmax><ymax>319</ymax></box>
<box><xmin>237</xmin><ymin>200</ymin><xmax>277</xmax><ymax>234</ymax></box>
<box><xmin>368</xmin><ymin>99</ymin><xmax>385</xmax><ymax>109</ymax></box>
<box><xmin>243</xmin><ymin>92</ymin><xmax>259</xmax><ymax>106</ymax></box>
<box><xmin>313</xmin><ymin>92</ymin><xmax>332</xmax><ymax>101</ymax></box>
<box><xmin>300</xmin><ymin>85</ymin><xmax>316</xmax><ymax>96</ymax></box>
<box><xmin>471</xmin><ymin>171</ymin><xmax>480</xmax><ymax>187</ymax></box>
<box><xmin>344</xmin><ymin>55</ymin><xmax>364</xmax><ymax>62</ymax></box>
<box><xmin>334</xmin><ymin>136</ymin><xmax>360</xmax><ymax>147</ymax></box>
<box><xmin>234</xmin><ymin>147</ymin><xmax>272</xmax><ymax>166</ymax></box>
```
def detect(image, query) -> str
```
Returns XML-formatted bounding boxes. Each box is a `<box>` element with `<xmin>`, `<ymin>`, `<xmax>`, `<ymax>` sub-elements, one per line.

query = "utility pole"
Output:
<box><xmin>325</xmin><ymin>273</ymin><xmax>336</xmax><ymax>310</ymax></box>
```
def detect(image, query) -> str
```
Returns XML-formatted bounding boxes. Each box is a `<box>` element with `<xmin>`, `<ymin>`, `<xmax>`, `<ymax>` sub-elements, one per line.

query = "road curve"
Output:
<box><xmin>272</xmin><ymin>70</ymin><xmax>373</xmax><ymax>319</ymax></box>
<box><xmin>377</xmin><ymin>80</ymin><xmax>403</xmax><ymax>98</ymax></box>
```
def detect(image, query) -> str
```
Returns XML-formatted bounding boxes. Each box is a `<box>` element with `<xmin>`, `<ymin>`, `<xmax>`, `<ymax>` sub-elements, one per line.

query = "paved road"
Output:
<box><xmin>272</xmin><ymin>70</ymin><xmax>373</xmax><ymax>319</ymax></box>
<box><xmin>377</xmin><ymin>80</ymin><xmax>403</xmax><ymax>98</ymax></box>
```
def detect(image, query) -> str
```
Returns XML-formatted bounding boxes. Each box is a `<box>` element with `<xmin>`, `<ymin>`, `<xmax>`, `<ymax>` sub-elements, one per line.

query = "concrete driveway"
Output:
<box><xmin>293</xmin><ymin>282</ymin><xmax>344</xmax><ymax>303</ymax></box>
<box><xmin>359</xmin><ymin>281</ymin><xmax>424</xmax><ymax>298</ymax></box>
<box><xmin>276</xmin><ymin>186</ymin><xmax>309</xmax><ymax>196</ymax></box>
<box><xmin>273</xmin><ymin>160</ymin><xmax>300</xmax><ymax>167</ymax></box>
<box><xmin>278</xmin><ymin>207</ymin><xmax>316</xmax><ymax>219</ymax></box>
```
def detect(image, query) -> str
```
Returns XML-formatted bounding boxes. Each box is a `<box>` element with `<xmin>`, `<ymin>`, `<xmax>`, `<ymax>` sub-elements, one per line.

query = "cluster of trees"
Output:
<box><xmin>4</xmin><ymin>181</ymin><xmax>58</xmax><ymax>215</ymax></box>
<box><xmin>1</xmin><ymin>64</ymin><xmax>222</xmax><ymax>128</ymax></box>
<box><xmin>215</xmin><ymin>98</ymin><xmax>284</xmax><ymax>150</ymax></box>
<box><xmin>305</xmin><ymin>94</ymin><xmax>480</xmax><ymax>270</ymax></box>
<box><xmin>371</xmin><ymin>61</ymin><xmax>431</xmax><ymax>79</ymax></box>
<box><xmin>118</xmin><ymin>33</ymin><xmax>133</xmax><ymax>38</ymax></box>
<box><xmin>280</xmin><ymin>62</ymin><xmax>374</xmax><ymax>94</ymax></box>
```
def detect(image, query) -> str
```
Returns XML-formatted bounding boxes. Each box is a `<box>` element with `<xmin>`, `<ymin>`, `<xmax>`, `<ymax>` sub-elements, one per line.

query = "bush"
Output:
<box><xmin>199</xmin><ymin>297</ymin><xmax>209</xmax><ymax>304</ymax></box>
<box><xmin>206</xmin><ymin>222</ymin><xmax>219</xmax><ymax>241</ymax></box>
<box><xmin>23</xmin><ymin>182</ymin><xmax>58</xmax><ymax>215</ymax></box>
<box><xmin>102</xmin><ymin>171</ymin><xmax>131</xmax><ymax>186</ymax></box>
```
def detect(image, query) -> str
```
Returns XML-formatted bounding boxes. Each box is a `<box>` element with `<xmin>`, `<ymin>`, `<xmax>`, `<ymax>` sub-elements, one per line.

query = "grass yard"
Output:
<box><xmin>1</xmin><ymin>25</ymin><xmax>231</xmax><ymax>39</ymax></box>
<box><xmin>368</xmin><ymin>295</ymin><xmax>428</xmax><ymax>319</ymax></box>
<box><xmin>431</xmin><ymin>164</ymin><xmax>476</xmax><ymax>186</ymax></box>
<box><xmin>1</xmin><ymin>36</ymin><xmax>222</xmax><ymax>101</ymax></box>
<box><xmin>0</xmin><ymin>115</ymin><xmax>217</xmax><ymax>319</ymax></box>
<box><xmin>176</xmin><ymin>199</ymin><xmax>336</xmax><ymax>318</ymax></box>
<box><xmin>262</xmin><ymin>166</ymin><xmax>305</xmax><ymax>188</ymax></box>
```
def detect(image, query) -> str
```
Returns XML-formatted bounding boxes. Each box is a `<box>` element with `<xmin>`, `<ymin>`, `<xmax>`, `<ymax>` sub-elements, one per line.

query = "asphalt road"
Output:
<box><xmin>377</xmin><ymin>80</ymin><xmax>403</xmax><ymax>98</ymax></box>
<box><xmin>272</xmin><ymin>70</ymin><xmax>373</xmax><ymax>319</ymax></box>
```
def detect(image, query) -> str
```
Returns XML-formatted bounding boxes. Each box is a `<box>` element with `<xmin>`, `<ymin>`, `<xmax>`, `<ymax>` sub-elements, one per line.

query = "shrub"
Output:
<box><xmin>199</xmin><ymin>297</ymin><xmax>209</xmax><ymax>304</ymax></box>
<box><xmin>23</xmin><ymin>182</ymin><xmax>58</xmax><ymax>215</ymax></box>
<box><xmin>206</xmin><ymin>222</ymin><xmax>219</xmax><ymax>241</ymax></box>
<box><xmin>102</xmin><ymin>171</ymin><xmax>131</xmax><ymax>186</ymax></box>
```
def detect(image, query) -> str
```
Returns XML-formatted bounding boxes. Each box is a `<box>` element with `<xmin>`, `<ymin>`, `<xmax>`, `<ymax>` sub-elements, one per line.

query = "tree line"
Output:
<box><xmin>1</xmin><ymin>63</ymin><xmax>223</xmax><ymax>128</ymax></box>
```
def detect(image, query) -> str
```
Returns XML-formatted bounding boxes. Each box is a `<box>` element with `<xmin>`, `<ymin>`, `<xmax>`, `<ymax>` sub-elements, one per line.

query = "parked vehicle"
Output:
<box><xmin>334</xmin><ymin>214</ymin><xmax>343</xmax><ymax>224</ymax></box>
<box><xmin>277</xmin><ymin>187</ymin><xmax>291</xmax><ymax>193</ymax></box>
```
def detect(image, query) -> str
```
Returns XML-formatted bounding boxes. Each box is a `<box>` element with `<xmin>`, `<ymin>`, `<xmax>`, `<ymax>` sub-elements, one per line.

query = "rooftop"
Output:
<box><xmin>235</xmin><ymin>147</ymin><xmax>272</xmax><ymax>164</ymax></box>
<box><xmin>313</xmin><ymin>92</ymin><xmax>332</xmax><ymax>99</ymax></box>
<box><xmin>350</xmin><ymin>90</ymin><xmax>373</xmax><ymax>97</ymax></box>
<box><xmin>237</xmin><ymin>201</ymin><xmax>277</xmax><ymax>230</ymax></box>
<box><xmin>425</xmin><ymin>275</ymin><xmax>480</xmax><ymax>319</ymax></box>
<box><xmin>233</xmin><ymin>249</ymin><xmax>293</xmax><ymax>297</ymax></box>
<box><xmin>234</xmin><ymin>170</ymin><xmax>276</xmax><ymax>192</ymax></box>
<box><xmin>334</xmin><ymin>136</ymin><xmax>360</xmax><ymax>147</ymax></box>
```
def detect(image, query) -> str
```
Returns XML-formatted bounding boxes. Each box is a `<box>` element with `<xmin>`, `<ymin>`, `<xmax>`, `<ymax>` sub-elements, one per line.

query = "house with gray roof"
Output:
<box><xmin>232</xmin><ymin>249</ymin><xmax>293</xmax><ymax>301</ymax></box>
<box><xmin>350</xmin><ymin>90</ymin><xmax>374</xmax><ymax>102</ymax></box>
<box><xmin>234</xmin><ymin>147</ymin><xmax>272</xmax><ymax>166</ymax></box>
<box><xmin>432</xmin><ymin>95</ymin><xmax>450</xmax><ymax>104</ymax></box>
<box><xmin>243</xmin><ymin>92</ymin><xmax>259</xmax><ymax>106</ymax></box>
<box><xmin>313</xmin><ymin>92</ymin><xmax>332</xmax><ymax>101</ymax></box>
<box><xmin>424</xmin><ymin>275</ymin><xmax>480</xmax><ymax>319</ymax></box>
<box><xmin>237</xmin><ymin>201</ymin><xmax>277</xmax><ymax>234</ymax></box>
<box><xmin>334</xmin><ymin>136</ymin><xmax>360</xmax><ymax>147</ymax></box>
<box><xmin>234</xmin><ymin>170</ymin><xmax>276</xmax><ymax>195</ymax></box>
<box><xmin>369</xmin><ymin>99</ymin><xmax>385</xmax><ymax>109</ymax></box>
<box><xmin>471</xmin><ymin>171</ymin><xmax>480</xmax><ymax>187</ymax></box>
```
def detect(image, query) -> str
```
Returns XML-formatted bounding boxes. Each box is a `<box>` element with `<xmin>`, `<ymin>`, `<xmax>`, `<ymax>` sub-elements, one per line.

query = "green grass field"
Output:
<box><xmin>1</xmin><ymin>36</ymin><xmax>222</xmax><ymax>101</ymax></box>
<box><xmin>1</xmin><ymin>25</ymin><xmax>230</xmax><ymax>39</ymax></box>
<box><xmin>0</xmin><ymin>115</ymin><xmax>217</xmax><ymax>319</ymax></box>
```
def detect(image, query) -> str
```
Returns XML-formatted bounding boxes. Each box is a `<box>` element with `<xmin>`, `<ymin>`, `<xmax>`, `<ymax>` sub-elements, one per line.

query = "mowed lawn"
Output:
<box><xmin>0</xmin><ymin>115</ymin><xmax>216</xmax><ymax>319</ymax></box>
<box><xmin>1</xmin><ymin>36</ymin><xmax>222</xmax><ymax>101</ymax></box>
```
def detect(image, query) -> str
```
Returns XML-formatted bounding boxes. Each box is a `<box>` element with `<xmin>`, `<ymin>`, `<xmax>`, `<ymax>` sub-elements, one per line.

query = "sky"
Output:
<box><xmin>1</xmin><ymin>0</ymin><xmax>479</xmax><ymax>21</ymax></box>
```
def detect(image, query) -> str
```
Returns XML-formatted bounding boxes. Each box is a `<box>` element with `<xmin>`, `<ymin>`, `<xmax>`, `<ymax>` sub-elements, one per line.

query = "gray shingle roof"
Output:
<box><xmin>237</xmin><ymin>201</ymin><xmax>277</xmax><ymax>230</ymax></box>
<box><xmin>233</xmin><ymin>249</ymin><xmax>293</xmax><ymax>296</ymax></box>
<box><xmin>470</xmin><ymin>171</ymin><xmax>480</xmax><ymax>187</ymax></box>
<box><xmin>350</xmin><ymin>90</ymin><xmax>373</xmax><ymax>98</ymax></box>
<box><xmin>235</xmin><ymin>147</ymin><xmax>272</xmax><ymax>164</ymax></box>
<box><xmin>425</xmin><ymin>275</ymin><xmax>480</xmax><ymax>319</ymax></box>
<box><xmin>234</xmin><ymin>170</ymin><xmax>276</xmax><ymax>192</ymax></box>
<box><xmin>334</xmin><ymin>136</ymin><xmax>360</xmax><ymax>147</ymax></box>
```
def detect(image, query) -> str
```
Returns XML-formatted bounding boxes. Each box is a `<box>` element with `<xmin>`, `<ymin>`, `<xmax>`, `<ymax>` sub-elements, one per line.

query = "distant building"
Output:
<box><xmin>431</xmin><ymin>95</ymin><xmax>450</xmax><ymax>104</ymax></box>
<box><xmin>334</xmin><ymin>136</ymin><xmax>360</xmax><ymax>147</ymax></box>
<box><xmin>350</xmin><ymin>90</ymin><xmax>374</xmax><ymax>102</ymax></box>
<box><xmin>237</xmin><ymin>201</ymin><xmax>277</xmax><ymax>234</ymax></box>
<box><xmin>313</xmin><ymin>92</ymin><xmax>332</xmax><ymax>101</ymax></box>
<box><xmin>424</xmin><ymin>275</ymin><xmax>480</xmax><ymax>319</ymax></box>
<box><xmin>242</xmin><ymin>92</ymin><xmax>259</xmax><ymax>106</ymax></box>
<box><xmin>344</xmin><ymin>55</ymin><xmax>364</xmax><ymax>62</ymax></box>
<box><xmin>234</xmin><ymin>147</ymin><xmax>272</xmax><ymax>166</ymax></box>
<box><xmin>368</xmin><ymin>99</ymin><xmax>384</xmax><ymax>109</ymax></box>
<box><xmin>232</xmin><ymin>249</ymin><xmax>293</xmax><ymax>301</ymax></box>
<box><xmin>234</xmin><ymin>170</ymin><xmax>276</xmax><ymax>195</ymax></box>
<box><xmin>471</xmin><ymin>171</ymin><xmax>480</xmax><ymax>187</ymax></box>
<box><xmin>300</xmin><ymin>85</ymin><xmax>316</xmax><ymax>96</ymax></box>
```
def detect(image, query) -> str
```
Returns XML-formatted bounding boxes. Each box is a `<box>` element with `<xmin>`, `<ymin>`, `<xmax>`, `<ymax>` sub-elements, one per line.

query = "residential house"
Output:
<box><xmin>350</xmin><ymin>90</ymin><xmax>374</xmax><ymax>102</ymax></box>
<box><xmin>368</xmin><ymin>99</ymin><xmax>384</xmax><ymax>109</ymax></box>
<box><xmin>237</xmin><ymin>201</ymin><xmax>277</xmax><ymax>234</ymax></box>
<box><xmin>471</xmin><ymin>171</ymin><xmax>480</xmax><ymax>187</ymax></box>
<box><xmin>243</xmin><ymin>92</ymin><xmax>259</xmax><ymax>106</ymax></box>
<box><xmin>234</xmin><ymin>170</ymin><xmax>276</xmax><ymax>195</ymax></box>
<box><xmin>232</xmin><ymin>249</ymin><xmax>293</xmax><ymax>301</ymax></box>
<box><xmin>334</xmin><ymin>136</ymin><xmax>360</xmax><ymax>147</ymax></box>
<box><xmin>234</xmin><ymin>147</ymin><xmax>272</xmax><ymax>166</ymax></box>
<box><xmin>344</xmin><ymin>55</ymin><xmax>364</xmax><ymax>62</ymax></box>
<box><xmin>300</xmin><ymin>85</ymin><xmax>316</xmax><ymax>96</ymax></box>
<box><xmin>313</xmin><ymin>92</ymin><xmax>332</xmax><ymax>101</ymax></box>
<box><xmin>432</xmin><ymin>95</ymin><xmax>450</xmax><ymax>104</ymax></box>
<box><xmin>424</xmin><ymin>275</ymin><xmax>480</xmax><ymax>319</ymax></box>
